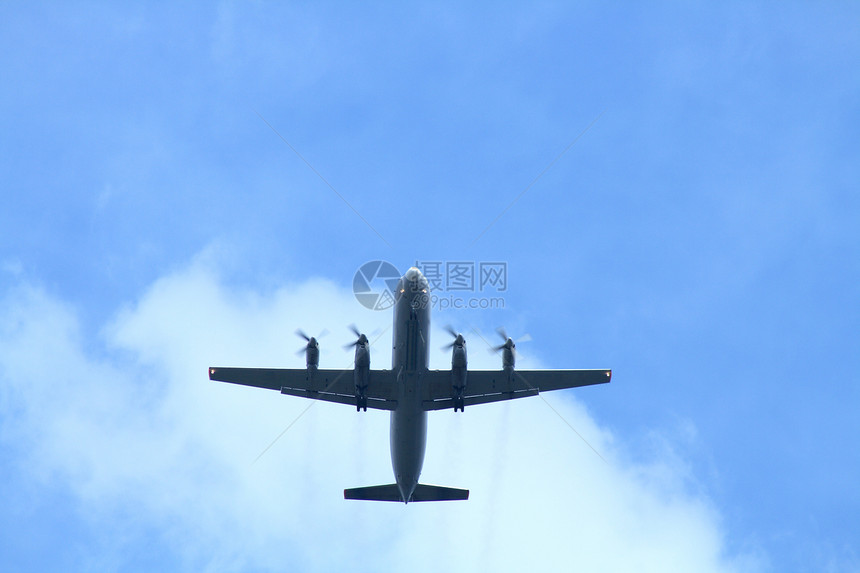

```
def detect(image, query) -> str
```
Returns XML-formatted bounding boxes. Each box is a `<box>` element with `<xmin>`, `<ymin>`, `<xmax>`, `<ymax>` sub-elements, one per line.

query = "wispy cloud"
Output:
<box><xmin>0</xmin><ymin>251</ymin><xmax>762</xmax><ymax>571</ymax></box>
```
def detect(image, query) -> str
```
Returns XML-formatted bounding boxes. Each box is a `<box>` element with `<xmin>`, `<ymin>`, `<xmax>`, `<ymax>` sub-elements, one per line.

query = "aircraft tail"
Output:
<box><xmin>344</xmin><ymin>483</ymin><xmax>469</xmax><ymax>503</ymax></box>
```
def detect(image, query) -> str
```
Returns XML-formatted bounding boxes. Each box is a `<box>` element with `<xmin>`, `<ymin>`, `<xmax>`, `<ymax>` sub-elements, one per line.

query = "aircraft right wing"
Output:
<box><xmin>209</xmin><ymin>367</ymin><xmax>398</xmax><ymax>411</ymax></box>
<box><xmin>422</xmin><ymin>369</ymin><xmax>611</xmax><ymax>410</ymax></box>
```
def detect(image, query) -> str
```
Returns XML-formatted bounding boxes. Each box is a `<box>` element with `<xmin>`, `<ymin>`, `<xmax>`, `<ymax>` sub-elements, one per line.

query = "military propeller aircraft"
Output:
<box><xmin>209</xmin><ymin>267</ymin><xmax>611</xmax><ymax>503</ymax></box>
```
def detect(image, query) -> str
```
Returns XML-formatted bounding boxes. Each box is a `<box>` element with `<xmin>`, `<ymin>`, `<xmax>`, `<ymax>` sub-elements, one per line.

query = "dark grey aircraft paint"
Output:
<box><xmin>209</xmin><ymin>267</ymin><xmax>611</xmax><ymax>503</ymax></box>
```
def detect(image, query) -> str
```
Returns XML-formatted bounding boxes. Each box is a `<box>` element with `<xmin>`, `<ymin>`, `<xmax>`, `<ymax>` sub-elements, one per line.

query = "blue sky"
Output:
<box><xmin>1</xmin><ymin>2</ymin><xmax>858</xmax><ymax>571</ymax></box>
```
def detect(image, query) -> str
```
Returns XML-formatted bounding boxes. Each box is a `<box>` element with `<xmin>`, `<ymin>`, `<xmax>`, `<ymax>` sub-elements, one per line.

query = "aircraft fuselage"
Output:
<box><xmin>389</xmin><ymin>267</ymin><xmax>431</xmax><ymax>502</ymax></box>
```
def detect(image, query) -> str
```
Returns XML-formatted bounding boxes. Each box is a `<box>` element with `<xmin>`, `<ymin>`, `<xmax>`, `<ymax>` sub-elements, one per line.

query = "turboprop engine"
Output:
<box><xmin>295</xmin><ymin>329</ymin><xmax>327</xmax><ymax>370</ymax></box>
<box><xmin>345</xmin><ymin>324</ymin><xmax>371</xmax><ymax>411</ymax></box>
<box><xmin>493</xmin><ymin>327</ymin><xmax>530</xmax><ymax>382</ymax></box>
<box><xmin>443</xmin><ymin>326</ymin><xmax>468</xmax><ymax>412</ymax></box>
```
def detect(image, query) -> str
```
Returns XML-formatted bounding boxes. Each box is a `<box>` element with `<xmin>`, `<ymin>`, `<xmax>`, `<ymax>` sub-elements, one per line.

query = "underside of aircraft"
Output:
<box><xmin>210</xmin><ymin>267</ymin><xmax>610</xmax><ymax>503</ymax></box>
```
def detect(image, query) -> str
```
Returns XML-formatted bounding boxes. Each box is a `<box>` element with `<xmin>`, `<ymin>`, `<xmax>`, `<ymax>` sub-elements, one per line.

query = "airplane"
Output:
<box><xmin>209</xmin><ymin>267</ymin><xmax>611</xmax><ymax>503</ymax></box>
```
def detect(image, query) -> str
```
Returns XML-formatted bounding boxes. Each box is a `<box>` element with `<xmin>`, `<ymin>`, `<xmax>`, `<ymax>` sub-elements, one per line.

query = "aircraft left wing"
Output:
<box><xmin>422</xmin><ymin>369</ymin><xmax>611</xmax><ymax>410</ymax></box>
<box><xmin>209</xmin><ymin>367</ymin><xmax>398</xmax><ymax>411</ymax></box>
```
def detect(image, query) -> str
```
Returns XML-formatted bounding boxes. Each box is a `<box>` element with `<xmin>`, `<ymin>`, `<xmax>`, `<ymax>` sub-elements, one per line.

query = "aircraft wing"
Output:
<box><xmin>209</xmin><ymin>367</ymin><xmax>398</xmax><ymax>411</ymax></box>
<box><xmin>422</xmin><ymin>369</ymin><xmax>611</xmax><ymax>411</ymax></box>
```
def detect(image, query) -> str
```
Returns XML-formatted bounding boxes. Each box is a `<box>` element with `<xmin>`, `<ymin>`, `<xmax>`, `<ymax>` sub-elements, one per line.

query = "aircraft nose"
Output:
<box><xmin>404</xmin><ymin>267</ymin><xmax>423</xmax><ymax>282</ymax></box>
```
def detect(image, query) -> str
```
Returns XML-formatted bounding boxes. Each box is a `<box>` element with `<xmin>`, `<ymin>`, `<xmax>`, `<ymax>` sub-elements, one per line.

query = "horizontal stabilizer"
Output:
<box><xmin>344</xmin><ymin>484</ymin><xmax>402</xmax><ymax>502</ymax></box>
<box><xmin>344</xmin><ymin>483</ymin><xmax>469</xmax><ymax>503</ymax></box>
<box><xmin>412</xmin><ymin>484</ymin><xmax>469</xmax><ymax>502</ymax></box>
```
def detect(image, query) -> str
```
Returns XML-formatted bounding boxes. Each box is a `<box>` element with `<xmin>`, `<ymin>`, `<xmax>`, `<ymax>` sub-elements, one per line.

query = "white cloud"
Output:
<box><xmin>0</xmin><ymin>252</ymin><xmax>762</xmax><ymax>572</ymax></box>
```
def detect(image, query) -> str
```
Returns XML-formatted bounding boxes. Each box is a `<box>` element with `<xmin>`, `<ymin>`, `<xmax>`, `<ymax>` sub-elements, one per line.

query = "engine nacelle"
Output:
<box><xmin>500</xmin><ymin>337</ymin><xmax>515</xmax><ymax>384</ymax></box>
<box><xmin>352</xmin><ymin>333</ymin><xmax>370</xmax><ymax>411</ymax></box>
<box><xmin>304</xmin><ymin>338</ymin><xmax>320</xmax><ymax>369</ymax></box>
<box><xmin>500</xmin><ymin>338</ymin><xmax>515</xmax><ymax>369</ymax></box>
<box><xmin>297</xmin><ymin>330</ymin><xmax>325</xmax><ymax>370</ymax></box>
<box><xmin>450</xmin><ymin>333</ymin><xmax>467</xmax><ymax>412</ymax></box>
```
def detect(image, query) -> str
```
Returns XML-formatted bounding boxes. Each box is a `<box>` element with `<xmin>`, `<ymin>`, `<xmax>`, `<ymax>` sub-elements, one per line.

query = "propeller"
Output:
<box><xmin>491</xmin><ymin>327</ymin><xmax>531</xmax><ymax>355</ymax></box>
<box><xmin>344</xmin><ymin>324</ymin><xmax>370</xmax><ymax>349</ymax></box>
<box><xmin>295</xmin><ymin>328</ymin><xmax>328</xmax><ymax>355</ymax></box>
<box><xmin>441</xmin><ymin>325</ymin><xmax>466</xmax><ymax>350</ymax></box>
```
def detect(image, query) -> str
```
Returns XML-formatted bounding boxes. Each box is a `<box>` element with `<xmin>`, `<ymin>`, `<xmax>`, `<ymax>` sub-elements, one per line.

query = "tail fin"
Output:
<box><xmin>344</xmin><ymin>483</ymin><xmax>469</xmax><ymax>503</ymax></box>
